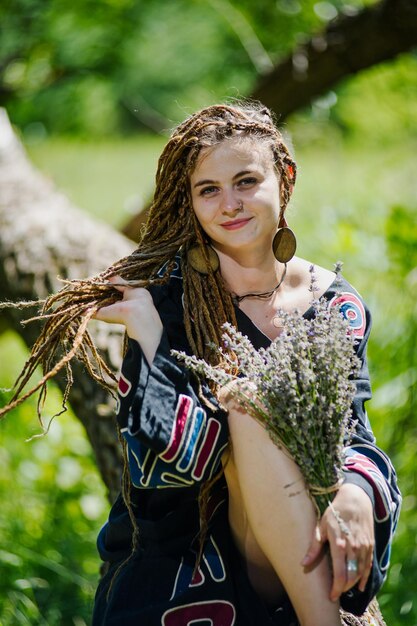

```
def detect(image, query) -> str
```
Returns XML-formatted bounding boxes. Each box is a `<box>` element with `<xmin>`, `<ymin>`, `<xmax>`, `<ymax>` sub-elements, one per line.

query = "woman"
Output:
<box><xmin>1</xmin><ymin>102</ymin><xmax>399</xmax><ymax>625</ymax></box>
<box><xmin>88</xmin><ymin>103</ymin><xmax>400</xmax><ymax>625</ymax></box>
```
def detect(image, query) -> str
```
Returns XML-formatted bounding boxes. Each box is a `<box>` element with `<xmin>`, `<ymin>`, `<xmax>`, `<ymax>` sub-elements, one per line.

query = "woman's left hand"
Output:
<box><xmin>93</xmin><ymin>275</ymin><xmax>163</xmax><ymax>365</ymax></box>
<box><xmin>301</xmin><ymin>482</ymin><xmax>374</xmax><ymax>602</ymax></box>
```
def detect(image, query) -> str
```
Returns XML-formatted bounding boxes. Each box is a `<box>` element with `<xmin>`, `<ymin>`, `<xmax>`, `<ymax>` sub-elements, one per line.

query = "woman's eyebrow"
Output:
<box><xmin>193</xmin><ymin>170</ymin><xmax>254</xmax><ymax>189</ymax></box>
<box><xmin>193</xmin><ymin>178</ymin><xmax>218</xmax><ymax>189</ymax></box>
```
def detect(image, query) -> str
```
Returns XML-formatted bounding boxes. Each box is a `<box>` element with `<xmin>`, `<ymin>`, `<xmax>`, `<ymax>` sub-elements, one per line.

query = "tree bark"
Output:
<box><xmin>251</xmin><ymin>0</ymin><xmax>417</xmax><ymax>120</ymax></box>
<box><xmin>0</xmin><ymin>109</ymin><xmax>135</xmax><ymax>502</ymax></box>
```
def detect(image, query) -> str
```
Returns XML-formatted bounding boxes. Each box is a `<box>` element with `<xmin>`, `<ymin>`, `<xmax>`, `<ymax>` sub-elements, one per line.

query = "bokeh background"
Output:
<box><xmin>1</xmin><ymin>1</ymin><xmax>416</xmax><ymax>624</ymax></box>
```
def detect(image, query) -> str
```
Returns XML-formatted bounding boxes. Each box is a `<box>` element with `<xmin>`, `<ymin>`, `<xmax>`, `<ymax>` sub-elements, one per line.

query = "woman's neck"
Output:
<box><xmin>215</xmin><ymin>248</ymin><xmax>284</xmax><ymax>298</ymax></box>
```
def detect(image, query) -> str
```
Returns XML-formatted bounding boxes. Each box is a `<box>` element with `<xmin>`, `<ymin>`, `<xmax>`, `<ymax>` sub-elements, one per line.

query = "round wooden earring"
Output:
<box><xmin>272</xmin><ymin>227</ymin><xmax>297</xmax><ymax>264</ymax></box>
<box><xmin>187</xmin><ymin>245</ymin><xmax>220</xmax><ymax>274</ymax></box>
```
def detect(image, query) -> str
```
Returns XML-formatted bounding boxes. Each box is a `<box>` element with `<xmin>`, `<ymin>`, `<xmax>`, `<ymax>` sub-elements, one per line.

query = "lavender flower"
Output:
<box><xmin>173</xmin><ymin>286</ymin><xmax>360</xmax><ymax>516</ymax></box>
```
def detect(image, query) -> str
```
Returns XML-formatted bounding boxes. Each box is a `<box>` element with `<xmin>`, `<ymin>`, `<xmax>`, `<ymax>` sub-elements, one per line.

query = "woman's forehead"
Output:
<box><xmin>192</xmin><ymin>137</ymin><xmax>274</xmax><ymax>176</ymax></box>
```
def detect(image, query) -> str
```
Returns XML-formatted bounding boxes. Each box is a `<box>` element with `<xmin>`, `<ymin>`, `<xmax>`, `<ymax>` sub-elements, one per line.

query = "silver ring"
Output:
<box><xmin>346</xmin><ymin>559</ymin><xmax>359</xmax><ymax>574</ymax></box>
<box><xmin>237</xmin><ymin>201</ymin><xmax>244</xmax><ymax>211</ymax></box>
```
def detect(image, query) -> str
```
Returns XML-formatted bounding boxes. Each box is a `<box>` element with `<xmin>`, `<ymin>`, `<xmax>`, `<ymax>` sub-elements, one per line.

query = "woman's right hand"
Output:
<box><xmin>94</xmin><ymin>276</ymin><xmax>163</xmax><ymax>364</ymax></box>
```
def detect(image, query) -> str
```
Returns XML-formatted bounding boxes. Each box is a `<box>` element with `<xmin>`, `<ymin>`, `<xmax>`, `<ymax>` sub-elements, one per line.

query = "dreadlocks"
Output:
<box><xmin>0</xmin><ymin>101</ymin><xmax>297</xmax><ymax>423</ymax></box>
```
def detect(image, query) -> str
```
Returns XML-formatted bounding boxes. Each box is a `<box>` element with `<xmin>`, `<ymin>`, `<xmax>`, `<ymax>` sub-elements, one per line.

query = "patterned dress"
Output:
<box><xmin>92</xmin><ymin>265</ymin><xmax>401</xmax><ymax>626</ymax></box>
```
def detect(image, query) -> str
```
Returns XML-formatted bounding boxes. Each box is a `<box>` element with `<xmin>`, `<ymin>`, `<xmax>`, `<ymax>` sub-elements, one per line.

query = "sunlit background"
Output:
<box><xmin>1</xmin><ymin>0</ymin><xmax>416</xmax><ymax>624</ymax></box>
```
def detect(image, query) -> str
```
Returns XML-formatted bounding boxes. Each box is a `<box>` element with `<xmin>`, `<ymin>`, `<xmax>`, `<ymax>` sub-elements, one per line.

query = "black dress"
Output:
<box><xmin>92</xmin><ymin>264</ymin><xmax>401</xmax><ymax>626</ymax></box>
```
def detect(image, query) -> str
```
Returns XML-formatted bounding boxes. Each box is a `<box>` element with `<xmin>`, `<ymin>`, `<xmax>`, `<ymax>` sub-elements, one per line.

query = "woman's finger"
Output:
<box><xmin>301</xmin><ymin>524</ymin><xmax>325</xmax><ymax>567</ymax></box>
<box><xmin>358</xmin><ymin>546</ymin><xmax>373</xmax><ymax>592</ymax></box>
<box><xmin>328</xmin><ymin>534</ymin><xmax>348</xmax><ymax>602</ymax></box>
<box><xmin>344</xmin><ymin>544</ymin><xmax>360</xmax><ymax>591</ymax></box>
<box><xmin>107</xmin><ymin>275</ymin><xmax>128</xmax><ymax>293</ymax></box>
<box><xmin>93</xmin><ymin>302</ymin><xmax>125</xmax><ymax>323</ymax></box>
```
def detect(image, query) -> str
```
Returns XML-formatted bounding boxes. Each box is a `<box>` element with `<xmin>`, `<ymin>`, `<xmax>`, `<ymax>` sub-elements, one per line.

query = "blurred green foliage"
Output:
<box><xmin>0</xmin><ymin>336</ymin><xmax>108</xmax><ymax>625</ymax></box>
<box><xmin>2</xmin><ymin>0</ymin><xmax>417</xmax><ymax>139</ymax></box>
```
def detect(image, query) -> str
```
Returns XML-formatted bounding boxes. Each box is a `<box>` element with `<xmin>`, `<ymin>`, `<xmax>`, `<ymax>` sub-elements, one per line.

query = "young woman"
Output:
<box><xmin>1</xmin><ymin>102</ymin><xmax>400</xmax><ymax>625</ymax></box>
<box><xmin>89</xmin><ymin>103</ymin><xmax>400</xmax><ymax>625</ymax></box>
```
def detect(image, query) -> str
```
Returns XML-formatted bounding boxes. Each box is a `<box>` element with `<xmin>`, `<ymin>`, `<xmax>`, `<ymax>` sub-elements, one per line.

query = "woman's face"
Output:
<box><xmin>189</xmin><ymin>138</ymin><xmax>281</xmax><ymax>257</ymax></box>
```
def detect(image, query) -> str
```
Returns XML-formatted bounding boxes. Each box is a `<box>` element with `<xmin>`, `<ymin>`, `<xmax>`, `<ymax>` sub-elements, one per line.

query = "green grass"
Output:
<box><xmin>0</xmin><ymin>335</ymin><xmax>108</xmax><ymax>626</ymax></box>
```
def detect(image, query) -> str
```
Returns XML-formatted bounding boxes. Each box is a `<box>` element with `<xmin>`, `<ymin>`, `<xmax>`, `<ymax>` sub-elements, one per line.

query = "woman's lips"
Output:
<box><xmin>220</xmin><ymin>217</ymin><xmax>253</xmax><ymax>230</ymax></box>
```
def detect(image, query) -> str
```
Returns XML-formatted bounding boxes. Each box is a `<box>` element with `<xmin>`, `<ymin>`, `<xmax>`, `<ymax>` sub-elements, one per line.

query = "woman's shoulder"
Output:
<box><xmin>287</xmin><ymin>257</ymin><xmax>365</xmax><ymax>302</ymax></box>
<box><xmin>286</xmin><ymin>257</ymin><xmax>334</xmax><ymax>296</ymax></box>
<box><xmin>281</xmin><ymin>257</ymin><xmax>336</xmax><ymax>315</ymax></box>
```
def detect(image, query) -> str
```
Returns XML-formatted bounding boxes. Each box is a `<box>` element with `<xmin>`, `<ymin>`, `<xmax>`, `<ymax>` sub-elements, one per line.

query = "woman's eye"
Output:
<box><xmin>200</xmin><ymin>186</ymin><xmax>218</xmax><ymax>196</ymax></box>
<box><xmin>238</xmin><ymin>177</ymin><xmax>257</xmax><ymax>188</ymax></box>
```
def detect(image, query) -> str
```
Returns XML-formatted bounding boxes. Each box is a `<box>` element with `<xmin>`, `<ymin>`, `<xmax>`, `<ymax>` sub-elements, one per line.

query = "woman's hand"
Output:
<box><xmin>218</xmin><ymin>379</ymin><xmax>264</xmax><ymax>414</ymax></box>
<box><xmin>94</xmin><ymin>276</ymin><xmax>163</xmax><ymax>365</ymax></box>
<box><xmin>302</xmin><ymin>482</ymin><xmax>374</xmax><ymax>602</ymax></box>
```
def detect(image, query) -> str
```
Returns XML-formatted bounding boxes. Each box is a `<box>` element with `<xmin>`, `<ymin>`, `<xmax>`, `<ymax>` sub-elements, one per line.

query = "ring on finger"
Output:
<box><xmin>346</xmin><ymin>558</ymin><xmax>359</xmax><ymax>574</ymax></box>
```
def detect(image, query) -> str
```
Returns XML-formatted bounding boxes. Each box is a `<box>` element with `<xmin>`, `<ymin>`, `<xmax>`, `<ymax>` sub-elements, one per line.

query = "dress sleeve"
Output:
<box><xmin>328</xmin><ymin>288</ymin><xmax>402</xmax><ymax>614</ymax></box>
<box><xmin>115</xmin><ymin>287</ymin><xmax>229</xmax><ymax>490</ymax></box>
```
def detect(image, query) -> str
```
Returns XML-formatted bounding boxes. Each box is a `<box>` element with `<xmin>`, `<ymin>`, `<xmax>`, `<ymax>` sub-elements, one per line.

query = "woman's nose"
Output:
<box><xmin>221</xmin><ymin>190</ymin><xmax>242</xmax><ymax>216</ymax></box>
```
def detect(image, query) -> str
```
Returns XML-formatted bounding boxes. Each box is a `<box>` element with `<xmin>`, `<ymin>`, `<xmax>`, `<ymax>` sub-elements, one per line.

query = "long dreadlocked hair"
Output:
<box><xmin>0</xmin><ymin>100</ymin><xmax>297</xmax><ymax>574</ymax></box>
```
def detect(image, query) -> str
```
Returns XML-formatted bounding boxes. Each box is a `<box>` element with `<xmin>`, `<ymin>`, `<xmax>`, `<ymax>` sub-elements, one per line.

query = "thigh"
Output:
<box><xmin>222</xmin><ymin>448</ymin><xmax>286</xmax><ymax>606</ymax></box>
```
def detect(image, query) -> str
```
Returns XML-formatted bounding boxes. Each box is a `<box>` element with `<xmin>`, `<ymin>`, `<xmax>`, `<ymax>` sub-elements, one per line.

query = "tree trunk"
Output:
<box><xmin>0</xmin><ymin>109</ymin><xmax>135</xmax><ymax>502</ymax></box>
<box><xmin>251</xmin><ymin>0</ymin><xmax>417</xmax><ymax>120</ymax></box>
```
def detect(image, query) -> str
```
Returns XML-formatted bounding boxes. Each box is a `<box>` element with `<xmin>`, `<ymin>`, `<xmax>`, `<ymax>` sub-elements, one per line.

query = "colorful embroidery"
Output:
<box><xmin>344</xmin><ymin>444</ymin><xmax>398</xmax><ymax>571</ymax></box>
<box><xmin>162</xmin><ymin>601</ymin><xmax>236</xmax><ymax>626</ymax></box>
<box><xmin>170</xmin><ymin>536</ymin><xmax>226</xmax><ymax>601</ymax></box>
<box><xmin>123</xmin><ymin>394</ymin><xmax>225</xmax><ymax>487</ymax></box>
<box><xmin>157</xmin><ymin>256</ymin><xmax>182</xmax><ymax>280</ymax></box>
<box><xmin>344</xmin><ymin>446</ymin><xmax>392</xmax><ymax>524</ymax></box>
<box><xmin>329</xmin><ymin>292</ymin><xmax>366</xmax><ymax>339</ymax></box>
<box><xmin>118</xmin><ymin>372</ymin><xmax>132</xmax><ymax>397</ymax></box>
<box><xmin>160</xmin><ymin>394</ymin><xmax>194</xmax><ymax>463</ymax></box>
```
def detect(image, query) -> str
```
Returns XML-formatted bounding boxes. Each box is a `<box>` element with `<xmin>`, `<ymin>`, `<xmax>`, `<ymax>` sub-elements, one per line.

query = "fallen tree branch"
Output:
<box><xmin>0</xmin><ymin>109</ymin><xmax>136</xmax><ymax>501</ymax></box>
<box><xmin>251</xmin><ymin>0</ymin><xmax>417</xmax><ymax>120</ymax></box>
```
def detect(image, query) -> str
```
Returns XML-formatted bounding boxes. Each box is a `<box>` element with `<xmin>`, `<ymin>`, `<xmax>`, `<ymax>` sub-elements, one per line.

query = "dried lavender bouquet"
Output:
<box><xmin>173</xmin><ymin>281</ymin><xmax>360</xmax><ymax>515</ymax></box>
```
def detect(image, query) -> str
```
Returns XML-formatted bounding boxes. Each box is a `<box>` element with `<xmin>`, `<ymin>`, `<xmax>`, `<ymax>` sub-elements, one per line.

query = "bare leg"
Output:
<box><xmin>223</xmin><ymin>403</ymin><xmax>342</xmax><ymax>626</ymax></box>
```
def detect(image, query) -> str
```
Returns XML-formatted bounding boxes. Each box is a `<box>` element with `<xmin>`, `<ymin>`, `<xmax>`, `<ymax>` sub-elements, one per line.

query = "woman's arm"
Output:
<box><xmin>95</xmin><ymin>276</ymin><xmax>229</xmax><ymax>489</ymax></box>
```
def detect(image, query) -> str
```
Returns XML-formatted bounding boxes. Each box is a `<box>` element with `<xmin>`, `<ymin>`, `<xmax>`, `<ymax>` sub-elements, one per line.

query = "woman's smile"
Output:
<box><xmin>221</xmin><ymin>217</ymin><xmax>254</xmax><ymax>230</ymax></box>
